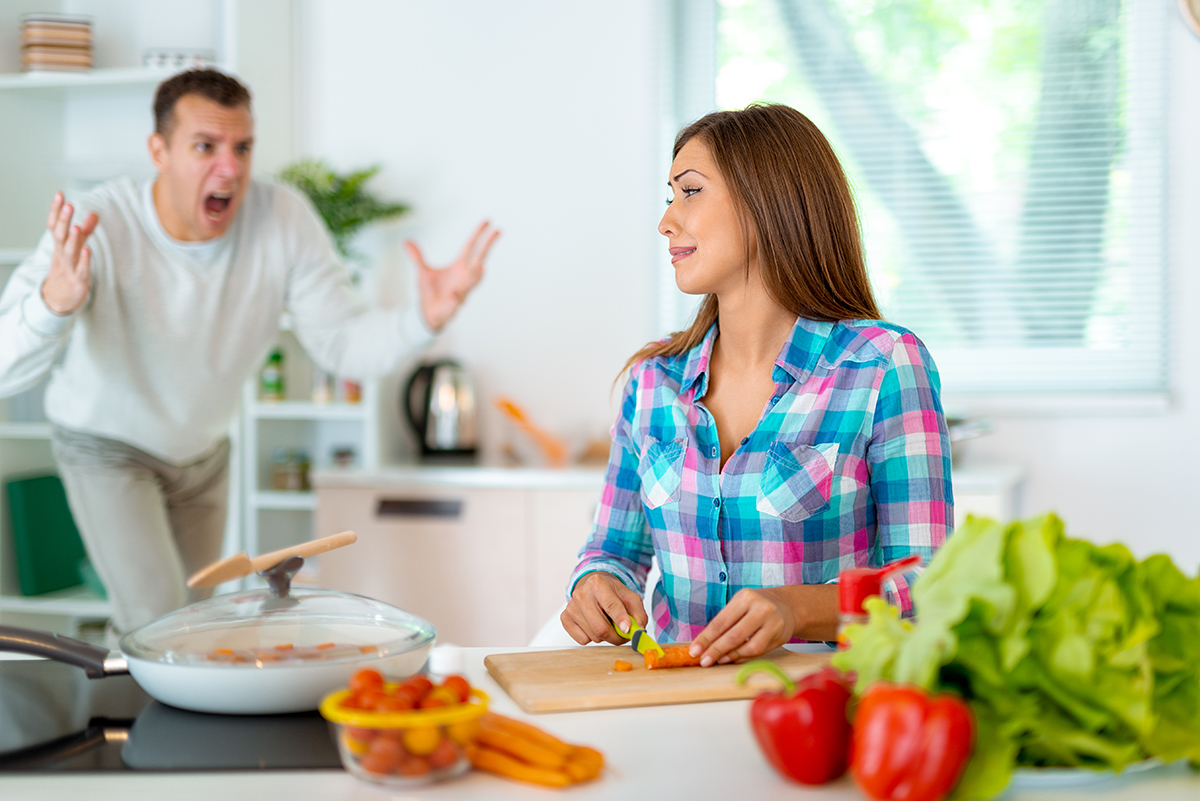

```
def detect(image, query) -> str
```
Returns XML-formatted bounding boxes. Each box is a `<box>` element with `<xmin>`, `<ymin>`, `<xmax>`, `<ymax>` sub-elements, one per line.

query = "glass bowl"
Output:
<box><xmin>320</xmin><ymin>683</ymin><xmax>488</xmax><ymax>787</ymax></box>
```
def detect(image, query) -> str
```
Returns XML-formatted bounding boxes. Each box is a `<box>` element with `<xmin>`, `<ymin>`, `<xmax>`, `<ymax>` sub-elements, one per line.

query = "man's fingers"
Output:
<box><xmin>457</xmin><ymin>221</ymin><xmax>490</xmax><ymax>262</ymax></box>
<box><xmin>46</xmin><ymin>192</ymin><xmax>64</xmax><ymax>230</ymax></box>
<box><xmin>469</xmin><ymin>228</ymin><xmax>501</xmax><ymax>268</ymax></box>
<box><xmin>75</xmin><ymin>246</ymin><xmax>92</xmax><ymax>281</ymax></box>
<box><xmin>404</xmin><ymin>240</ymin><xmax>428</xmax><ymax>271</ymax></box>
<box><xmin>52</xmin><ymin>202</ymin><xmax>74</xmax><ymax>245</ymax></box>
<box><xmin>63</xmin><ymin>224</ymin><xmax>83</xmax><ymax>265</ymax></box>
<box><xmin>78</xmin><ymin>212</ymin><xmax>99</xmax><ymax>239</ymax></box>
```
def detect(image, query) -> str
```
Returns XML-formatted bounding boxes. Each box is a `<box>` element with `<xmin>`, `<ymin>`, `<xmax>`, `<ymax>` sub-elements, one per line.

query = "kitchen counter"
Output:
<box><xmin>2</xmin><ymin>647</ymin><xmax>1198</xmax><ymax>801</ymax></box>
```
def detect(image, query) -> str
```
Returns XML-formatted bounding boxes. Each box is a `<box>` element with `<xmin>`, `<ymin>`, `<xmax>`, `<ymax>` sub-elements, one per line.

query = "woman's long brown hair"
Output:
<box><xmin>624</xmin><ymin>103</ymin><xmax>881</xmax><ymax>374</ymax></box>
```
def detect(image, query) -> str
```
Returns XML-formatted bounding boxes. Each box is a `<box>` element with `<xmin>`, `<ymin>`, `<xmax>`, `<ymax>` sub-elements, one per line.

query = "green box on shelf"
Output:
<box><xmin>5</xmin><ymin>473</ymin><xmax>91</xmax><ymax>596</ymax></box>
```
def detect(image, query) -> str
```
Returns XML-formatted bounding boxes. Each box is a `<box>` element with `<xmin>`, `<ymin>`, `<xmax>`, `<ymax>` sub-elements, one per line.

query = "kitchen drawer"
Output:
<box><xmin>316</xmin><ymin>486</ymin><xmax>527</xmax><ymax>646</ymax></box>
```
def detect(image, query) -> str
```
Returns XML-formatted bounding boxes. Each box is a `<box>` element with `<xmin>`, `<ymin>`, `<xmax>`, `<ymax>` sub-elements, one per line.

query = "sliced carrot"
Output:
<box><xmin>466</xmin><ymin>744</ymin><xmax>571</xmax><ymax>788</ymax></box>
<box><xmin>274</xmin><ymin>643</ymin><xmax>294</xmax><ymax>651</ymax></box>
<box><xmin>315</xmin><ymin>642</ymin><xmax>336</xmax><ymax>649</ymax></box>
<box><xmin>213</xmin><ymin>648</ymin><xmax>233</xmax><ymax>656</ymax></box>
<box><xmin>644</xmin><ymin>644</ymin><xmax>703</xmax><ymax>669</ymax></box>
<box><xmin>614</xmin><ymin>660</ymin><xmax>633</xmax><ymax>671</ymax></box>
<box><xmin>479</xmin><ymin>713</ymin><xmax>573</xmax><ymax>758</ymax></box>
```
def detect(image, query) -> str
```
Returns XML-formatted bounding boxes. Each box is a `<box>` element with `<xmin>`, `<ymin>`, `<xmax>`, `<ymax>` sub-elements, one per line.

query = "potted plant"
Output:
<box><xmin>278</xmin><ymin>159</ymin><xmax>410</xmax><ymax>269</ymax></box>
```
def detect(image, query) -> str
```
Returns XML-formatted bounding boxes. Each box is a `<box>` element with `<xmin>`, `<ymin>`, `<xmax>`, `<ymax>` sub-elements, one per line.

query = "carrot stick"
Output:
<box><xmin>563</xmin><ymin>746</ymin><xmax>604</xmax><ymax>782</ymax></box>
<box><xmin>466</xmin><ymin>744</ymin><xmax>572</xmax><ymax>787</ymax></box>
<box><xmin>644</xmin><ymin>644</ymin><xmax>703</xmax><ymax>669</ymax></box>
<box><xmin>479</xmin><ymin>713</ymin><xmax>574</xmax><ymax>757</ymax></box>
<box><xmin>614</xmin><ymin>660</ymin><xmax>633</xmax><ymax>671</ymax></box>
<box><xmin>475</xmin><ymin>728</ymin><xmax>567</xmax><ymax>770</ymax></box>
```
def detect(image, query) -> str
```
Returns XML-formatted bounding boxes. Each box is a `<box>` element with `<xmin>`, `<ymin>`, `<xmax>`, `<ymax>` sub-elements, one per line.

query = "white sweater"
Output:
<box><xmin>0</xmin><ymin>178</ymin><xmax>430</xmax><ymax>463</ymax></box>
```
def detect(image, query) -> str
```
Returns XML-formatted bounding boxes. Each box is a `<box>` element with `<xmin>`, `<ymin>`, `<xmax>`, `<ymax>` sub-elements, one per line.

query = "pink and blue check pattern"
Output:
<box><xmin>568</xmin><ymin>316</ymin><xmax>953</xmax><ymax>643</ymax></box>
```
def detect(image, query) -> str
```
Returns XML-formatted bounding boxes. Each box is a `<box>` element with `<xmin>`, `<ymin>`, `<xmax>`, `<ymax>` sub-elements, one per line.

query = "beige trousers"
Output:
<box><xmin>51</xmin><ymin>426</ymin><xmax>230</xmax><ymax>634</ymax></box>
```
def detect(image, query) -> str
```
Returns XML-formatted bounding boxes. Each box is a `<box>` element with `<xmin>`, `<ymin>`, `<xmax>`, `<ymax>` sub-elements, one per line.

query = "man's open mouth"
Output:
<box><xmin>204</xmin><ymin>192</ymin><xmax>232</xmax><ymax>215</ymax></box>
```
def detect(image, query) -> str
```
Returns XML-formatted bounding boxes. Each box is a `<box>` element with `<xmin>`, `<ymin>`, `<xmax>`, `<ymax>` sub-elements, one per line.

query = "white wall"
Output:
<box><xmin>964</xmin><ymin>12</ymin><xmax>1200</xmax><ymax>569</ymax></box>
<box><xmin>297</xmin><ymin>0</ymin><xmax>665</xmax><ymax>464</ymax></box>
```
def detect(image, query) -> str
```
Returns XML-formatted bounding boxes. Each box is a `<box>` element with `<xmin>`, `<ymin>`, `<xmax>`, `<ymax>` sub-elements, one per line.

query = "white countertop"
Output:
<box><xmin>312</xmin><ymin>465</ymin><xmax>607</xmax><ymax>490</ymax></box>
<box><xmin>312</xmin><ymin>463</ymin><xmax>1021</xmax><ymax>493</ymax></box>
<box><xmin>1</xmin><ymin>647</ymin><xmax>1196</xmax><ymax>801</ymax></box>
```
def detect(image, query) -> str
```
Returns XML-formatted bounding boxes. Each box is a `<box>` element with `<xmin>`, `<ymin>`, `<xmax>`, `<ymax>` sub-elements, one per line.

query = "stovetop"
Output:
<box><xmin>0</xmin><ymin>658</ymin><xmax>341</xmax><ymax>772</ymax></box>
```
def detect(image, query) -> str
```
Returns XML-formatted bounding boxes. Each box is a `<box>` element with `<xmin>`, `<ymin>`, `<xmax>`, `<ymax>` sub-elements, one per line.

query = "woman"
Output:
<box><xmin>562</xmin><ymin>103</ymin><xmax>952</xmax><ymax>667</ymax></box>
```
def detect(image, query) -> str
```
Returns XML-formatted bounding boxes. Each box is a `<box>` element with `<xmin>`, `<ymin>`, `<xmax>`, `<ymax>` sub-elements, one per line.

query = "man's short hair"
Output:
<box><xmin>153</xmin><ymin>69</ymin><xmax>252</xmax><ymax>139</ymax></box>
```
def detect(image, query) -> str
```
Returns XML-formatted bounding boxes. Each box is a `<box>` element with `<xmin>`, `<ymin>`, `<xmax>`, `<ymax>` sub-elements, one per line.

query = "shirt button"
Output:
<box><xmin>719</xmin><ymin>572</ymin><xmax>726</xmax><ymax>582</ymax></box>
<box><xmin>770</xmin><ymin>396</ymin><xmax>780</xmax><ymax>404</ymax></box>
<box><xmin>712</xmin><ymin>497</ymin><xmax>721</xmax><ymax>508</ymax></box>
<box><xmin>710</xmin><ymin>446</ymin><xmax>717</xmax><ymax>458</ymax></box>
<box><xmin>740</xmin><ymin>437</ymin><xmax>749</xmax><ymax>445</ymax></box>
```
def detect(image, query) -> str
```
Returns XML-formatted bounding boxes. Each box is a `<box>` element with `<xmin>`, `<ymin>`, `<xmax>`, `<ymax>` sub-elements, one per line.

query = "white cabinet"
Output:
<box><xmin>313</xmin><ymin>468</ymin><xmax>605</xmax><ymax>647</ymax></box>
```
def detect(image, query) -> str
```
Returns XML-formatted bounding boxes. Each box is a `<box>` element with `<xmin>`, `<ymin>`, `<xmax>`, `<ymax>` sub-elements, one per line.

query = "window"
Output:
<box><xmin>668</xmin><ymin>0</ymin><xmax>1169</xmax><ymax>401</ymax></box>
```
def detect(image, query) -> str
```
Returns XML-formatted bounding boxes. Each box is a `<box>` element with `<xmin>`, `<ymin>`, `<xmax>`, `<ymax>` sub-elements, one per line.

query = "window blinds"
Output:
<box><xmin>713</xmin><ymin>0</ymin><xmax>1169</xmax><ymax>397</ymax></box>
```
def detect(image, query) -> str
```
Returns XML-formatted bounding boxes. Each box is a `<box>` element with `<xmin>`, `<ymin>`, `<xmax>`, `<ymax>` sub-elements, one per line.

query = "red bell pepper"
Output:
<box><xmin>850</xmin><ymin>683</ymin><xmax>975</xmax><ymax>801</ymax></box>
<box><xmin>735</xmin><ymin>662</ymin><xmax>852</xmax><ymax>785</ymax></box>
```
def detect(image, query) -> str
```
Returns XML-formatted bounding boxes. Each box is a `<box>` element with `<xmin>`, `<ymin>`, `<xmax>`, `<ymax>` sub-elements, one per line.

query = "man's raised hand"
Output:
<box><xmin>407</xmin><ymin>221</ymin><xmax>499</xmax><ymax>332</ymax></box>
<box><xmin>41</xmin><ymin>192</ymin><xmax>98</xmax><ymax>315</ymax></box>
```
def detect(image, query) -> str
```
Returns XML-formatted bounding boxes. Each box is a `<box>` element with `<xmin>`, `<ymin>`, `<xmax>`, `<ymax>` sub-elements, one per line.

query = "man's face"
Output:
<box><xmin>148</xmin><ymin>94</ymin><xmax>254</xmax><ymax>241</ymax></box>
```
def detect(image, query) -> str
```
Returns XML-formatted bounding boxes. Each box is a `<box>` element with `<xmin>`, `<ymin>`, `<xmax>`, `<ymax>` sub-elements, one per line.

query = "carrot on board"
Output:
<box><xmin>644</xmin><ymin>644</ymin><xmax>704</xmax><ymax>670</ymax></box>
<box><xmin>614</xmin><ymin>660</ymin><xmax>633</xmax><ymax>671</ymax></box>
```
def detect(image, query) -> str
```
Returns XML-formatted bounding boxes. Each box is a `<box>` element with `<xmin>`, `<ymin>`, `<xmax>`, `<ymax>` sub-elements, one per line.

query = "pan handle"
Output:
<box><xmin>0</xmin><ymin>625</ymin><xmax>126</xmax><ymax>679</ymax></box>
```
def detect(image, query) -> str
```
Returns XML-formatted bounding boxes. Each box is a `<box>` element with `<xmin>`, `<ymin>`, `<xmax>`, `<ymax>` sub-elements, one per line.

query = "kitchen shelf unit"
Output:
<box><xmin>0</xmin><ymin>65</ymin><xmax>174</xmax><ymax>91</ymax></box>
<box><xmin>238</xmin><ymin>352</ymin><xmax>381</xmax><ymax>577</ymax></box>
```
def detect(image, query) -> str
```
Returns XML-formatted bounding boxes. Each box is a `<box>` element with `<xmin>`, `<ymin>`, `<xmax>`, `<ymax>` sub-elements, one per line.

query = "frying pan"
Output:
<box><xmin>0</xmin><ymin>552</ymin><xmax>436</xmax><ymax>715</ymax></box>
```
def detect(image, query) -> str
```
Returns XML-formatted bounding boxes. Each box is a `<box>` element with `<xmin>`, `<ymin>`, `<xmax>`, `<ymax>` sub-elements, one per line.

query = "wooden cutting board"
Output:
<box><xmin>484</xmin><ymin>645</ymin><xmax>832</xmax><ymax>713</ymax></box>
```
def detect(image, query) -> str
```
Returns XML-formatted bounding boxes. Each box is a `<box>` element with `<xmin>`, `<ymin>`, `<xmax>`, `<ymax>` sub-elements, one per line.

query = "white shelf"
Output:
<box><xmin>0</xmin><ymin>585</ymin><xmax>110</xmax><ymax>617</ymax></box>
<box><xmin>0</xmin><ymin>66</ymin><xmax>175</xmax><ymax>91</ymax></box>
<box><xmin>252</xmin><ymin>490</ymin><xmax>316</xmax><ymax>511</ymax></box>
<box><xmin>0</xmin><ymin>422</ymin><xmax>52</xmax><ymax>439</ymax></box>
<box><xmin>250</xmin><ymin>401</ymin><xmax>368</xmax><ymax>421</ymax></box>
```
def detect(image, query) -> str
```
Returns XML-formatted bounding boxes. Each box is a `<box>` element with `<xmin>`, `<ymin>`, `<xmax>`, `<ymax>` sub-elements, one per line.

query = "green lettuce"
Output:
<box><xmin>833</xmin><ymin>513</ymin><xmax>1200</xmax><ymax>798</ymax></box>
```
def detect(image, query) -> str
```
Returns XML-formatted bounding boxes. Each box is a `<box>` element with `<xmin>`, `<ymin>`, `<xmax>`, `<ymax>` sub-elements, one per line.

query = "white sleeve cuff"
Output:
<box><xmin>400</xmin><ymin>303</ymin><xmax>435</xmax><ymax>349</ymax></box>
<box><xmin>21</xmin><ymin>289</ymin><xmax>75</xmax><ymax>338</ymax></box>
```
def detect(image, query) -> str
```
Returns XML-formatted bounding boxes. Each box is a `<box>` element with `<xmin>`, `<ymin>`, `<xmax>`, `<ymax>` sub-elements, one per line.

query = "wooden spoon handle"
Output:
<box><xmin>248</xmin><ymin>530</ymin><xmax>358</xmax><ymax>573</ymax></box>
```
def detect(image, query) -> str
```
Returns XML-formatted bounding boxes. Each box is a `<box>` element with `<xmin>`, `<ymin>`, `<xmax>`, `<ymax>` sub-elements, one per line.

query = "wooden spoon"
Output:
<box><xmin>187</xmin><ymin>530</ymin><xmax>358</xmax><ymax>589</ymax></box>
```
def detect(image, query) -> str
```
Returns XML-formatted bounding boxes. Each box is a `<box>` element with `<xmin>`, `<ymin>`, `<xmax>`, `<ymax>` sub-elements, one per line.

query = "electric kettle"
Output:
<box><xmin>403</xmin><ymin>360</ymin><xmax>478</xmax><ymax>458</ymax></box>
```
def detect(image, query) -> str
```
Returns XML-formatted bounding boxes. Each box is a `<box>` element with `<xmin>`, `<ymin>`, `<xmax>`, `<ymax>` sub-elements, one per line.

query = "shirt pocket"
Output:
<box><xmin>756</xmin><ymin>441</ymin><xmax>839</xmax><ymax>523</ymax></box>
<box><xmin>639</xmin><ymin>437</ymin><xmax>685</xmax><ymax>509</ymax></box>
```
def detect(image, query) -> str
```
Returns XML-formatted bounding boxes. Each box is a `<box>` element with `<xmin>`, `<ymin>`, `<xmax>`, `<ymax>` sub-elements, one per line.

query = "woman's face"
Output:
<box><xmin>658</xmin><ymin>138</ymin><xmax>754</xmax><ymax>296</ymax></box>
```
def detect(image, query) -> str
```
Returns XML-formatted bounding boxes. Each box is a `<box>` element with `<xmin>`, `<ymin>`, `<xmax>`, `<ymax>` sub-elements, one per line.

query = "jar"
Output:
<box><xmin>320</xmin><ymin>685</ymin><xmax>488</xmax><ymax>787</ymax></box>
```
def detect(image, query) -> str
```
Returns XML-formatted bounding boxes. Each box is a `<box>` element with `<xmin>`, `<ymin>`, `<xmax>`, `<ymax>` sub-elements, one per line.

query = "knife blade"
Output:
<box><xmin>607</xmin><ymin>613</ymin><xmax>665</xmax><ymax>658</ymax></box>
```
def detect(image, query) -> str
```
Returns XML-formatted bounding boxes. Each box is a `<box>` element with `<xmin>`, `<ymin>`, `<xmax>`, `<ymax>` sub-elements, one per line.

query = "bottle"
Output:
<box><xmin>837</xmin><ymin>554</ymin><xmax>922</xmax><ymax>649</ymax></box>
<box><xmin>260</xmin><ymin>348</ymin><xmax>285</xmax><ymax>401</ymax></box>
<box><xmin>312</xmin><ymin>369</ymin><xmax>335</xmax><ymax>403</ymax></box>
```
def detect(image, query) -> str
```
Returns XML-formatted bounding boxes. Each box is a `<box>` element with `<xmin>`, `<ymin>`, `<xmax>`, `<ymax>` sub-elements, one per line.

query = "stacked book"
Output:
<box><xmin>21</xmin><ymin>14</ymin><xmax>93</xmax><ymax>73</ymax></box>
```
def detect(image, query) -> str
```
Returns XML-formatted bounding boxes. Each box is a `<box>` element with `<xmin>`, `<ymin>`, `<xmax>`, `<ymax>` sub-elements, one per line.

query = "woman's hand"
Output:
<box><xmin>689</xmin><ymin>584</ymin><xmax>838</xmax><ymax>667</ymax></box>
<box><xmin>41</xmin><ymin>193</ymin><xmax>98</xmax><ymax>316</ymax></box>
<box><xmin>561</xmin><ymin>571</ymin><xmax>648</xmax><ymax>646</ymax></box>
<box><xmin>407</xmin><ymin>221</ymin><xmax>500</xmax><ymax>332</ymax></box>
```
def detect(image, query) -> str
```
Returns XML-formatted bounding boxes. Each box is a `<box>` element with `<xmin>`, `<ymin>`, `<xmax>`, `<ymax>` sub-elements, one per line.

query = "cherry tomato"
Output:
<box><xmin>447</xmin><ymin>719</ymin><xmax>481</xmax><ymax>746</ymax></box>
<box><xmin>399</xmin><ymin>675</ymin><xmax>433</xmax><ymax>700</ymax></box>
<box><xmin>392</xmin><ymin>685</ymin><xmax>422</xmax><ymax>706</ymax></box>
<box><xmin>349</xmin><ymin>669</ymin><xmax>385</xmax><ymax>695</ymax></box>
<box><xmin>403</xmin><ymin>726</ymin><xmax>441</xmax><ymax>756</ymax></box>
<box><xmin>442</xmin><ymin>675</ymin><xmax>471</xmax><ymax>703</ymax></box>
<box><xmin>375</xmin><ymin>694</ymin><xmax>414</xmax><ymax>713</ymax></box>
<box><xmin>428</xmin><ymin>738</ymin><xmax>459</xmax><ymax>770</ymax></box>
<box><xmin>360</xmin><ymin>737</ymin><xmax>404</xmax><ymax>774</ymax></box>
<box><xmin>396</xmin><ymin>755</ymin><xmax>432</xmax><ymax>776</ymax></box>
<box><xmin>420</xmin><ymin>687</ymin><xmax>459</xmax><ymax>709</ymax></box>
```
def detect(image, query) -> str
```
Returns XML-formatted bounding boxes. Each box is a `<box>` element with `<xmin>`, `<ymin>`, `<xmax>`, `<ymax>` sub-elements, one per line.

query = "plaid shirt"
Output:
<box><xmin>569</xmin><ymin>316</ymin><xmax>953</xmax><ymax>643</ymax></box>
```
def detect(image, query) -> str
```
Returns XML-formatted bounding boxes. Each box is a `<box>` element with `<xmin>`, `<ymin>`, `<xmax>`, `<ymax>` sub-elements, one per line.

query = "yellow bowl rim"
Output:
<box><xmin>320</xmin><ymin>685</ymin><xmax>489</xmax><ymax>728</ymax></box>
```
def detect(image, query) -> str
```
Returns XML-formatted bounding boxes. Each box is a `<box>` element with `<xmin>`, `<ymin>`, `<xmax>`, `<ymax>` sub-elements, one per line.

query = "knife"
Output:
<box><xmin>607</xmin><ymin>613</ymin><xmax>665</xmax><ymax>658</ymax></box>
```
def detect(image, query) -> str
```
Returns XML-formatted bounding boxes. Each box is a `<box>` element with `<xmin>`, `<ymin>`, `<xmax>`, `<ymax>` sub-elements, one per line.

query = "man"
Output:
<box><xmin>0</xmin><ymin>70</ymin><xmax>497</xmax><ymax>635</ymax></box>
